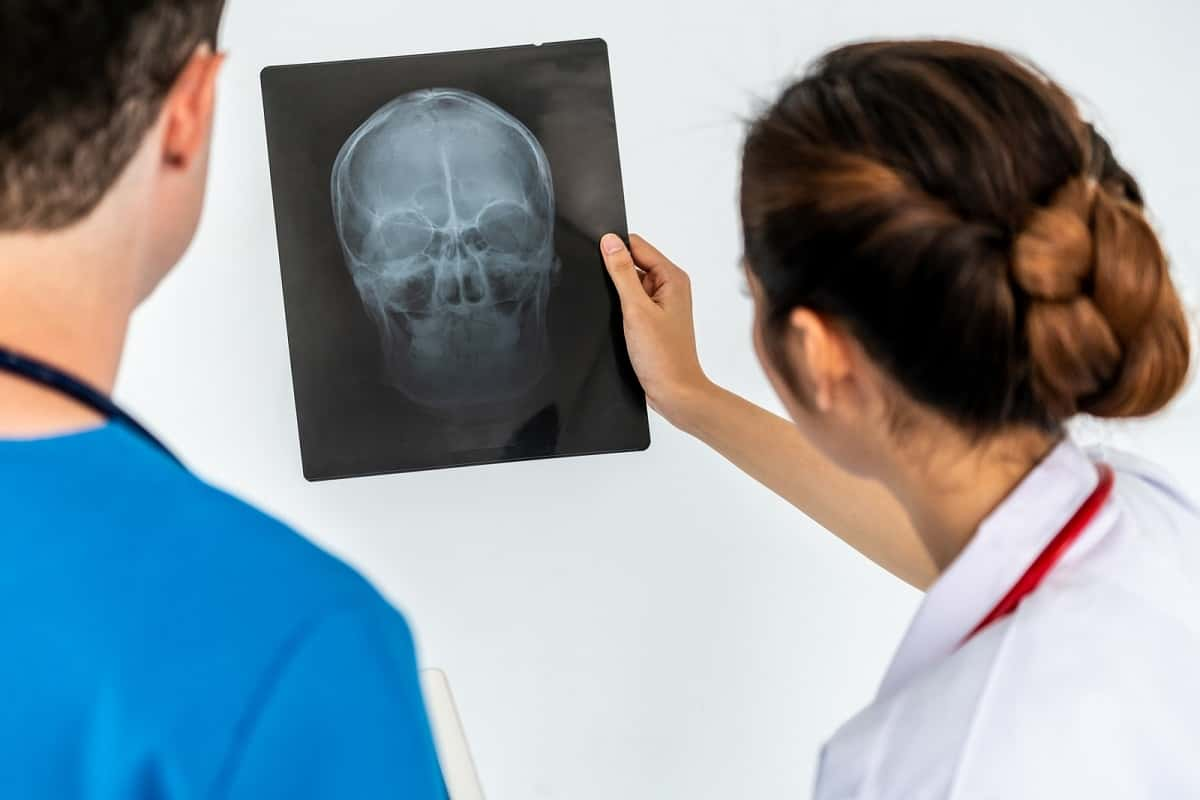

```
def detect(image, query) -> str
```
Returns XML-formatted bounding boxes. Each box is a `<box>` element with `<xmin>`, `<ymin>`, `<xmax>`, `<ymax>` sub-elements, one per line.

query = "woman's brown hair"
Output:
<box><xmin>741</xmin><ymin>40</ymin><xmax>1191</xmax><ymax>431</ymax></box>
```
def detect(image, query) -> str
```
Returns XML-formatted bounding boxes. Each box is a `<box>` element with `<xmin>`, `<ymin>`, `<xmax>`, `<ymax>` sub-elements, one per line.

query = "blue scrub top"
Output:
<box><xmin>0</xmin><ymin>422</ymin><xmax>447</xmax><ymax>799</ymax></box>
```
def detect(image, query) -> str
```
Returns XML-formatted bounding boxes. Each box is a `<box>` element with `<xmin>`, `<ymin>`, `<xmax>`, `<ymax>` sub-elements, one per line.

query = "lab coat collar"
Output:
<box><xmin>876</xmin><ymin>438</ymin><xmax>1102</xmax><ymax>699</ymax></box>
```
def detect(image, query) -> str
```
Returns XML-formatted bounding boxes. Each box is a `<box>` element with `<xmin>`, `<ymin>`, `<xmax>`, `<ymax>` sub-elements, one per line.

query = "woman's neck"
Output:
<box><xmin>885</xmin><ymin>424</ymin><xmax>1061</xmax><ymax>574</ymax></box>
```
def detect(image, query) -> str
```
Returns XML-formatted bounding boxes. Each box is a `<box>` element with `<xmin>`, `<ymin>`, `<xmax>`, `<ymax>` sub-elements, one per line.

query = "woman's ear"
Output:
<box><xmin>783</xmin><ymin>308</ymin><xmax>853</xmax><ymax>413</ymax></box>
<box><xmin>161</xmin><ymin>44</ymin><xmax>226</xmax><ymax>170</ymax></box>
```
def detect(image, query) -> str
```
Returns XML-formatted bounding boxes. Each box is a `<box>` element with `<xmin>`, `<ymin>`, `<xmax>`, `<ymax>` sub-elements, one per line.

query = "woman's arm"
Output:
<box><xmin>600</xmin><ymin>233</ymin><xmax>937</xmax><ymax>589</ymax></box>
<box><xmin>673</xmin><ymin>380</ymin><xmax>936</xmax><ymax>588</ymax></box>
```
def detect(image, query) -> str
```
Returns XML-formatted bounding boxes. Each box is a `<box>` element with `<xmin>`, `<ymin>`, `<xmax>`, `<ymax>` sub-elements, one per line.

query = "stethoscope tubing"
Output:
<box><xmin>0</xmin><ymin>347</ymin><xmax>179</xmax><ymax>464</ymax></box>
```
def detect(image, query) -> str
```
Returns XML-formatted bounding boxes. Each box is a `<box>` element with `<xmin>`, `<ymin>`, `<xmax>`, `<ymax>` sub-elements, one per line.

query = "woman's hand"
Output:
<box><xmin>599</xmin><ymin>233</ymin><xmax>713</xmax><ymax>427</ymax></box>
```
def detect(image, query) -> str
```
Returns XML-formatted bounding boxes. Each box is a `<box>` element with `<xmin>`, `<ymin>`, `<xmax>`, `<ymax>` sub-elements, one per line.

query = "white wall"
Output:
<box><xmin>117</xmin><ymin>1</ymin><xmax>1200</xmax><ymax>797</ymax></box>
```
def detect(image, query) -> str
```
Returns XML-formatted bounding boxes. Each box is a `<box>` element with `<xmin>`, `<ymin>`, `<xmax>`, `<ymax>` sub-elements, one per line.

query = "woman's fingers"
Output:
<box><xmin>600</xmin><ymin>234</ymin><xmax>649</xmax><ymax>309</ymax></box>
<box><xmin>628</xmin><ymin>234</ymin><xmax>675</xmax><ymax>274</ymax></box>
<box><xmin>640</xmin><ymin>270</ymin><xmax>656</xmax><ymax>295</ymax></box>
<box><xmin>632</xmin><ymin>234</ymin><xmax>690</xmax><ymax>284</ymax></box>
<box><xmin>632</xmin><ymin>235</ymin><xmax>692</xmax><ymax>311</ymax></box>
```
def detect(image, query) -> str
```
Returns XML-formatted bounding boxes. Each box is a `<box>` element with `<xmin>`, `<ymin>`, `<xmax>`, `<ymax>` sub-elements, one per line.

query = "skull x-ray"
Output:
<box><xmin>262</xmin><ymin>40</ymin><xmax>649</xmax><ymax>479</ymax></box>
<box><xmin>331</xmin><ymin>89</ymin><xmax>559</xmax><ymax>416</ymax></box>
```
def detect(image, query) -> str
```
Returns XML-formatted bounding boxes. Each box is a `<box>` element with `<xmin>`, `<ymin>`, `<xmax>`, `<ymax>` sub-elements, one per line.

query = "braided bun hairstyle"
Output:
<box><xmin>741</xmin><ymin>40</ymin><xmax>1190</xmax><ymax>432</ymax></box>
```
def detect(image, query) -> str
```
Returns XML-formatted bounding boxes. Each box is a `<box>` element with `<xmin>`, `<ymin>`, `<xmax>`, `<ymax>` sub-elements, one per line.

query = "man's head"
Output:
<box><xmin>1</xmin><ymin>1</ymin><xmax>227</xmax><ymax>298</ymax></box>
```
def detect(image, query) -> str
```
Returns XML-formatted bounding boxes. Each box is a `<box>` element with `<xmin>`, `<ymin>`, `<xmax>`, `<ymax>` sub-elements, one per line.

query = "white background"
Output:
<box><xmin>118</xmin><ymin>1</ymin><xmax>1199</xmax><ymax>797</ymax></box>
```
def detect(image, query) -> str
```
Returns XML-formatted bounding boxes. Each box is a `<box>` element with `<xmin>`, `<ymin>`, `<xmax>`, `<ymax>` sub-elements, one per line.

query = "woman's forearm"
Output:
<box><xmin>673</xmin><ymin>381</ymin><xmax>937</xmax><ymax>589</ymax></box>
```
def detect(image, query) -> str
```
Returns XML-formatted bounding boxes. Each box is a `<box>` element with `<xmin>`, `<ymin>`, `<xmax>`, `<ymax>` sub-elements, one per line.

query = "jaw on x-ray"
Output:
<box><xmin>331</xmin><ymin>88</ymin><xmax>560</xmax><ymax>418</ymax></box>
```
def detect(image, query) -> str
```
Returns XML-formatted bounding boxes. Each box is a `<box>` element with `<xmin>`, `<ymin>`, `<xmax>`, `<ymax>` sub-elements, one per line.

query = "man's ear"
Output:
<box><xmin>783</xmin><ymin>308</ymin><xmax>853</xmax><ymax>413</ymax></box>
<box><xmin>161</xmin><ymin>45</ymin><xmax>226</xmax><ymax>170</ymax></box>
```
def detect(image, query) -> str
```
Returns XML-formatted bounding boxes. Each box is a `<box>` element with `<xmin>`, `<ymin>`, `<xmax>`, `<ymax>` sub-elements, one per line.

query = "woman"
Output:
<box><xmin>599</xmin><ymin>41</ymin><xmax>1198</xmax><ymax>796</ymax></box>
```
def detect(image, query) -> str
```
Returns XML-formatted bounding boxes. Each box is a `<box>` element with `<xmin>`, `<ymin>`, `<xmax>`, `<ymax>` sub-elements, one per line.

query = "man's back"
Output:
<box><xmin>0</xmin><ymin>422</ymin><xmax>446</xmax><ymax>798</ymax></box>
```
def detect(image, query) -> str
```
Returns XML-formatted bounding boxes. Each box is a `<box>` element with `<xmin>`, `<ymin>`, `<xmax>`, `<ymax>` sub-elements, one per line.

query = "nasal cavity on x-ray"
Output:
<box><xmin>331</xmin><ymin>89</ymin><xmax>560</xmax><ymax>412</ymax></box>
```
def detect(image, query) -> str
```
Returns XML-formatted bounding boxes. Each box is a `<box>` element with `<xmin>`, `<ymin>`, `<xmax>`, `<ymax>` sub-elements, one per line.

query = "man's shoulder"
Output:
<box><xmin>174</xmin><ymin>473</ymin><xmax>354</xmax><ymax>582</ymax></box>
<box><xmin>154</xmin><ymin>464</ymin><xmax>387</xmax><ymax>626</ymax></box>
<box><xmin>42</xmin><ymin>422</ymin><xmax>375</xmax><ymax>609</ymax></box>
<box><xmin>3</xmin><ymin>420</ymin><xmax>402</xmax><ymax>655</ymax></box>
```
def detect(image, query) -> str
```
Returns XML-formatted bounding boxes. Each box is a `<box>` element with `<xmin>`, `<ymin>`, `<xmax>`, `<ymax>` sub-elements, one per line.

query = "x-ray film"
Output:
<box><xmin>261</xmin><ymin>39</ymin><xmax>649</xmax><ymax>479</ymax></box>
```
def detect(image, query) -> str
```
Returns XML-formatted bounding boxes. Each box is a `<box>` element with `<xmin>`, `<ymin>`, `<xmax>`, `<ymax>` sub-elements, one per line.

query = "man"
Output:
<box><xmin>0</xmin><ymin>3</ymin><xmax>446</xmax><ymax>796</ymax></box>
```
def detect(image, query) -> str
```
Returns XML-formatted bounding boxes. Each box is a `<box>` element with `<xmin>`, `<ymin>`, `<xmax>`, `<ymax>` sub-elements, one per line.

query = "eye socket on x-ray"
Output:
<box><xmin>378</xmin><ymin>216</ymin><xmax>434</xmax><ymax>256</ymax></box>
<box><xmin>476</xmin><ymin>202</ymin><xmax>544</xmax><ymax>253</ymax></box>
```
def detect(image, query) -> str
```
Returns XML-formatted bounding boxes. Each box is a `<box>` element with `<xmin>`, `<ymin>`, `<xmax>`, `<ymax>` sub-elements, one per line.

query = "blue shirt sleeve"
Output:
<box><xmin>213</xmin><ymin>598</ymin><xmax>447</xmax><ymax>799</ymax></box>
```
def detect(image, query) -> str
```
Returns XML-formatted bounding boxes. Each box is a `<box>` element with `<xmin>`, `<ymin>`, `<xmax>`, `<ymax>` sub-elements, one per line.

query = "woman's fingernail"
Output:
<box><xmin>601</xmin><ymin>234</ymin><xmax>625</xmax><ymax>254</ymax></box>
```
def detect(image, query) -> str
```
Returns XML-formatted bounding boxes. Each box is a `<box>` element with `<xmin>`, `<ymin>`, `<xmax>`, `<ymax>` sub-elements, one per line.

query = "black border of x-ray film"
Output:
<box><xmin>261</xmin><ymin>38</ymin><xmax>650</xmax><ymax>480</ymax></box>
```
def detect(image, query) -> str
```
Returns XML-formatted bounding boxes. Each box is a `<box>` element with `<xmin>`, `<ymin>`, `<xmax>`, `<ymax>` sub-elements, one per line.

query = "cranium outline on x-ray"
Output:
<box><xmin>331</xmin><ymin>88</ymin><xmax>559</xmax><ymax>415</ymax></box>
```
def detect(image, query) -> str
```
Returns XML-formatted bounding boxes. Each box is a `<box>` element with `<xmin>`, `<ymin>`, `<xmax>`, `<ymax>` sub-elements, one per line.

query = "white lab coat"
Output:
<box><xmin>815</xmin><ymin>438</ymin><xmax>1200</xmax><ymax>799</ymax></box>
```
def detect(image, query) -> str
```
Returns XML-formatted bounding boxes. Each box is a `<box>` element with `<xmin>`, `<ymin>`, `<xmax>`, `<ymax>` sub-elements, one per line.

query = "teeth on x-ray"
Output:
<box><xmin>332</xmin><ymin>88</ymin><xmax>560</xmax><ymax>411</ymax></box>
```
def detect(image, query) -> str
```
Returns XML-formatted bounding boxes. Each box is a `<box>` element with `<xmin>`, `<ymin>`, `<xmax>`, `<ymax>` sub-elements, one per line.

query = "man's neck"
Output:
<box><xmin>0</xmin><ymin>216</ymin><xmax>143</xmax><ymax>437</ymax></box>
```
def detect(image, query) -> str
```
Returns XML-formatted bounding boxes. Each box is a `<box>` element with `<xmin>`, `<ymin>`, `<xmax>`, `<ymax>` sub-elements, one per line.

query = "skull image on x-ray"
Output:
<box><xmin>331</xmin><ymin>88</ymin><xmax>559</xmax><ymax>417</ymax></box>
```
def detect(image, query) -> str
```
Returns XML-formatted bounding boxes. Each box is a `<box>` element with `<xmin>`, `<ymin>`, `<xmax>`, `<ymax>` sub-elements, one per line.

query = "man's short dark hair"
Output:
<box><xmin>0</xmin><ymin>1</ymin><xmax>225</xmax><ymax>231</ymax></box>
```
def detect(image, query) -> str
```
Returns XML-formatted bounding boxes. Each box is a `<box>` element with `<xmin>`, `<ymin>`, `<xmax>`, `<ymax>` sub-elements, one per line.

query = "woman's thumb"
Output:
<box><xmin>600</xmin><ymin>234</ymin><xmax>645</xmax><ymax>307</ymax></box>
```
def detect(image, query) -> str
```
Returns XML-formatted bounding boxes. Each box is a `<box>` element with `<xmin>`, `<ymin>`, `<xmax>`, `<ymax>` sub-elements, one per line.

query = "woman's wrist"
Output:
<box><xmin>659</xmin><ymin>376</ymin><xmax>725</xmax><ymax>436</ymax></box>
